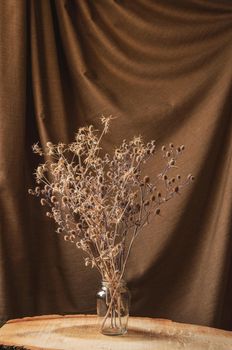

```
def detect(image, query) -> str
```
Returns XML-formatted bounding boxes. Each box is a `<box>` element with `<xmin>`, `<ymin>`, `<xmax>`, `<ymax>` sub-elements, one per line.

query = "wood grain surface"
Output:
<box><xmin>0</xmin><ymin>315</ymin><xmax>232</xmax><ymax>350</ymax></box>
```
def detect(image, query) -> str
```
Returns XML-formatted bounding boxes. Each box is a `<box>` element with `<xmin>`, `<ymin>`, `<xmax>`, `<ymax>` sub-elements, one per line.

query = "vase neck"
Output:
<box><xmin>102</xmin><ymin>279</ymin><xmax>126</xmax><ymax>288</ymax></box>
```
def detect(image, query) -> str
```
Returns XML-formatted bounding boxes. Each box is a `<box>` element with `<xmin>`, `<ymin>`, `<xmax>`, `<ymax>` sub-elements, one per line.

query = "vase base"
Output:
<box><xmin>101</xmin><ymin>327</ymin><xmax>127</xmax><ymax>336</ymax></box>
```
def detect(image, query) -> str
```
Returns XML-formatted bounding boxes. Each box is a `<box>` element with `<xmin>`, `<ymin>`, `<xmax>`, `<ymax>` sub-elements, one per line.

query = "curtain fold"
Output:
<box><xmin>0</xmin><ymin>0</ymin><xmax>231</xmax><ymax>329</ymax></box>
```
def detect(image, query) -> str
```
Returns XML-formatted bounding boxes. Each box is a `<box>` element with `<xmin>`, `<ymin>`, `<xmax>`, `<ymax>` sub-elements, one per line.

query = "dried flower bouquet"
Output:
<box><xmin>29</xmin><ymin>116</ymin><xmax>194</xmax><ymax>334</ymax></box>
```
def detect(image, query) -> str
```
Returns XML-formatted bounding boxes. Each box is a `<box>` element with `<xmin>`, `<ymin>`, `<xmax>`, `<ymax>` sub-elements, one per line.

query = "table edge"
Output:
<box><xmin>3</xmin><ymin>314</ymin><xmax>232</xmax><ymax>338</ymax></box>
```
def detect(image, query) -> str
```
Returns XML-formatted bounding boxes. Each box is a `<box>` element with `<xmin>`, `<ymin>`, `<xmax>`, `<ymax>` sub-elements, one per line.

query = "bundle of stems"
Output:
<box><xmin>29</xmin><ymin>116</ymin><xmax>194</xmax><ymax>330</ymax></box>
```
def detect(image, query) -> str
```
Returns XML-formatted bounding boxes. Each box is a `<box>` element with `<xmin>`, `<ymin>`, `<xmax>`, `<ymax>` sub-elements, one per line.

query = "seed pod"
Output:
<box><xmin>169</xmin><ymin>143</ymin><xmax>174</xmax><ymax>148</ymax></box>
<box><xmin>144</xmin><ymin>176</ymin><xmax>150</xmax><ymax>183</ymax></box>
<box><xmin>136</xmin><ymin>203</ymin><xmax>141</xmax><ymax>211</ymax></box>
<box><xmin>144</xmin><ymin>200</ymin><xmax>149</xmax><ymax>206</ymax></box>
<box><xmin>174</xmin><ymin>186</ymin><xmax>179</xmax><ymax>192</ymax></box>
<box><xmin>155</xmin><ymin>208</ymin><xmax>160</xmax><ymax>215</ymax></box>
<box><xmin>169</xmin><ymin>158</ymin><xmax>175</xmax><ymax>166</ymax></box>
<box><xmin>157</xmin><ymin>192</ymin><xmax>161</xmax><ymax>197</ymax></box>
<box><xmin>187</xmin><ymin>174</ymin><xmax>194</xmax><ymax>181</ymax></box>
<box><xmin>51</xmin><ymin>196</ymin><xmax>57</xmax><ymax>203</ymax></box>
<box><xmin>166</xmin><ymin>151</ymin><xmax>171</xmax><ymax>157</ymax></box>
<box><xmin>28</xmin><ymin>189</ymin><xmax>33</xmax><ymax>195</ymax></box>
<box><xmin>151</xmin><ymin>195</ymin><xmax>156</xmax><ymax>201</ymax></box>
<box><xmin>162</xmin><ymin>145</ymin><xmax>166</xmax><ymax>151</ymax></box>
<box><xmin>163</xmin><ymin>175</ymin><xmax>168</xmax><ymax>180</ymax></box>
<box><xmin>133</xmin><ymin>147</ymin><xmax>138</xmax><ymax>154</ymax></box>
<box><xmin>62</xmin><ymin>196</ymin><xmax>68</xmax><ymax>205</ymax></box>
<box><xmin>40</xmin><ymin>198</ymin><xmax>46</xmax><ymax>206</ymax></box>
<box><xmin>57</xmin><ymin>227</ymin><xmax>62</xmax><ymax>234</ymax></box>
<box><xmin>177</xmin><ymin>174</ymin><xmax>181</xmax><ymax>180</ymax></box>
<box><xmin>100</xmin><ymin>185</ymin><xmax>105</xmax><ymax>192</ymax></box>
<box><xmin>181</xmin><ymin>145</ymin><xmax>185</xmax><ymax>151</ymax></box>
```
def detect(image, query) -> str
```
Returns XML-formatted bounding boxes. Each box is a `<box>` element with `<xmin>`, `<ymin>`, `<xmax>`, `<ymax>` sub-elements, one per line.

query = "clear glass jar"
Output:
<box><xmin>96</xmin><ymin>279</ymin><xmax>131</xmax><ymax>335</ymax></box>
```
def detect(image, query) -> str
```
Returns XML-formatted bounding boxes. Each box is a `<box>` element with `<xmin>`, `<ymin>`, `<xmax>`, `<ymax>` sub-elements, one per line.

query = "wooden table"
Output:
<box><xmin>0</xmin><ymin>314</ymin><xmax>232</xmax><ymax>350</ymax></box>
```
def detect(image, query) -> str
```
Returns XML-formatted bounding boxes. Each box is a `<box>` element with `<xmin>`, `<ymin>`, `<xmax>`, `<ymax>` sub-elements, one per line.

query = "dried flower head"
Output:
<box><xmin>29</xmin><ymin>116</ymin><xmax>193</xmax><ymax>292</ymax></box>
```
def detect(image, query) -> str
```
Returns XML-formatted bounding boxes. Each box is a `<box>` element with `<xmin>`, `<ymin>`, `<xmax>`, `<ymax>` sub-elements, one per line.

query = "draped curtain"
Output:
<box><xmin>0</xmin><ymin>0</ymin><xmax>231</xmax><ymax>330</ymax></box>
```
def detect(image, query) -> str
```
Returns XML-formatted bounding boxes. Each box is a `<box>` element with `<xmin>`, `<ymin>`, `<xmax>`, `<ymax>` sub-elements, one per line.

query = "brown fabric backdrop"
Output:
<box><xmin>0</xmin><ymin>0</ymin><xmax>232</xmax><ymax>330</ymax></box>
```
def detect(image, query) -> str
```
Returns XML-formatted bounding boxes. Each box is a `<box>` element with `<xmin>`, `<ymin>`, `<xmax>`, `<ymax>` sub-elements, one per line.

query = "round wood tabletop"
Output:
<box><xmin>0</xmin><ymin>314</ymin><xmax>232</xmax><ymax>350</ymax></box>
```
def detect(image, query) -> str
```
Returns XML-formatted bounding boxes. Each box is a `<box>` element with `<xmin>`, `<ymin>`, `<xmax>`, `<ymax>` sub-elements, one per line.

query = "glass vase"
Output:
<box><xmin>96</xmin><ymin>279</ymin><xmax>131</xmax><ymax>335</ymax></box>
